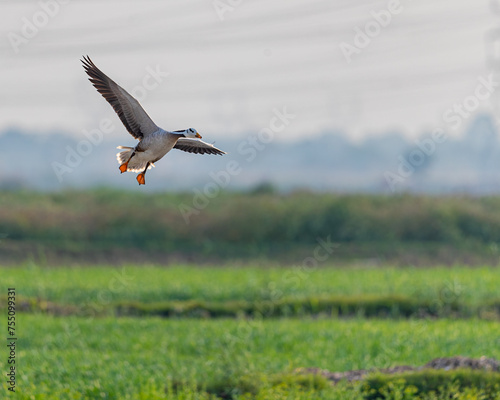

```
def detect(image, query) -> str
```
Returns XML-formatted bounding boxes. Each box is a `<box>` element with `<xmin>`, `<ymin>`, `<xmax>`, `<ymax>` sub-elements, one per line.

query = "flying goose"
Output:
<box><xmin>81</xmin><ymin>56</ymin><xmax>225</xmax><ymax>185</ymax></box>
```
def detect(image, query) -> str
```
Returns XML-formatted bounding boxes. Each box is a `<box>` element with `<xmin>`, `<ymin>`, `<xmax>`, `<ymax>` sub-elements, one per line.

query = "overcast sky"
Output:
<box><xmin>1</xmin><ymin>0</ymin><xmax>498</xmax><ymax>143</ymax></box>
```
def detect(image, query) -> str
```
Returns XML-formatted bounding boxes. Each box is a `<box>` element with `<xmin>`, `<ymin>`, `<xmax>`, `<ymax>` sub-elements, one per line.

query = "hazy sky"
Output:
<box><xmin>1</xmin><ymin>0</ymin><xmax>498</xmax><ymax>142</ymax></box>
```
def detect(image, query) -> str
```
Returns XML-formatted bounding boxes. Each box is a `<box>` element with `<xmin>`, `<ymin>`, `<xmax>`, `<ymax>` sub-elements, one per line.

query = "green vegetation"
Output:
<box><xmin>6</xmin><ymin>265</ymin><xmax>500</xmax><ymax>304</ymax></box>
<box><xmin>0</xmin><ymin>185</ymin><xmax>500</xmax><ymax>400</ymax></box>
<box><xmin>4</xmin><ymin>186</ymin><xmax>500</xmax><ymax>398</ymax></box>
<box><xmin>3</xmin><ymin>265</ymin><xmax>500</xmax><ymax>319</ymax></box>
<box><xmin>364</xmin><ymin>370</ymin><xmax>500</xmax><ymax>399</ymax></box>
<box><xmin>1</xmin><ymin>315</ymin><xmax>500</xmax><ymax>399</ymax></box>
<box><xmin>1</xmin><ymin>264</ymin><xmax>500</xmax><ymax>398</ymax></box>
<box><xmin>113</xmin><ymin>295</ymin><xmax>441</xmax><ymax>319</ymax></box>
<box><xmin>3</xmin><ymin>189</ymin><xmax>500</xmax><ymax>264</ymax></box>
<box><xmin>8</xmin><ymin>291</ymin><xmax>500</xmax><ymax>320</ymax></box>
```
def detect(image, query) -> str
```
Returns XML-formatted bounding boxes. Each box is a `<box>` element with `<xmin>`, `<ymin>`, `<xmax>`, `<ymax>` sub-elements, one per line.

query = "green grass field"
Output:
<box><xmin>3</xmin><ymin>264</ymin><xmax>500</xmax><ymax>305</ymax></box>
<box><xmin>1</xmin><ymin>264</ymin><xmax>500</xmax><ymax>399</ymax></box>
<box><xmin>2</xmin><ymin>315</ymin><xmax>500</xmax><ymax>399</ymax></box>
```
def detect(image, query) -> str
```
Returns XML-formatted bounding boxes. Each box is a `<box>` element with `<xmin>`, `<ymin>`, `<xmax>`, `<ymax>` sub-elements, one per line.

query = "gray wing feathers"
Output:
<box><xmin>174</xmin><ymin>139</ymin><xmax>226</xmax><ymax>155</ymax></box>
<box><xmin>81</xmin><ymin>56</ymin><xmax>159</xmax><ymax>140</ymax></box>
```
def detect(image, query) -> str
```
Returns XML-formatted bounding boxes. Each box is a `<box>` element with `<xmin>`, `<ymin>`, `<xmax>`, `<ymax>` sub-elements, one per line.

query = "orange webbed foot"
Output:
<box><xmin>136</xmin><ymin>173</ymin><xmax>146</xmax><ymax>185</ymax></box>
<box><xmin>119</xmin><ymin>162</ymin><xmax>129</xmax><ymax>173</ymax></box>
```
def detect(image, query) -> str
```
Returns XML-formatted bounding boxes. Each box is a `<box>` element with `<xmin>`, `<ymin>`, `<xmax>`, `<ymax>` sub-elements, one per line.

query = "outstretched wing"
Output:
<box><xmin>174</xmin><ymin>139</ymin><xmax>226</xmax><ymax>155</ymax></box>
<box><xmin>81</xmin><ymin>56</ymin><xmax>159</xmax><ymax>140</ymax></box>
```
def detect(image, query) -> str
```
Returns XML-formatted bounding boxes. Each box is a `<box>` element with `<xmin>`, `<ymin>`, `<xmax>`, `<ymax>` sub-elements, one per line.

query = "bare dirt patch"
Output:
<box><xmin>298</xmin><ymin>356</ymin><xmax>500</xmax><ymax>384</ymax></box>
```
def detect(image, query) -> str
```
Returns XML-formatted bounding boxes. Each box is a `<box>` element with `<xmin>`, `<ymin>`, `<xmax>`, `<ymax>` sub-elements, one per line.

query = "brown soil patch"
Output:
<box><xmin>298</xmin><ymin>356</ymin><xmax>500</xmax><ymax>384</ymax></box>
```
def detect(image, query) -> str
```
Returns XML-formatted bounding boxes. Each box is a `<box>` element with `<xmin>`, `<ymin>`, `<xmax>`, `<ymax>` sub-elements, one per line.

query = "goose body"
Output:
<box><xmin>81</xmin><ymin>56</ymin><xmax>225</xmax><ymax>185</ymax></box>
<box><xmin>116</xmin><ymin>129</ymin><xmax>181</xmax><ymax>173</ymax></box>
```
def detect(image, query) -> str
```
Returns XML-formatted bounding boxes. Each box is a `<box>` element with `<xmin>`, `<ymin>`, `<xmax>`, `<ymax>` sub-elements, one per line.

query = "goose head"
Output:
<box><xmin>182</xmin><ymin>128</ymin><xmax>202</xmax><ymax>139</ymax></box>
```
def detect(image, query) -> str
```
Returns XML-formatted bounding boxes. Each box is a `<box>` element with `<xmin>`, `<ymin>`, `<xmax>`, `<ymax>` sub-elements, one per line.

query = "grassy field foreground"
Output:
<box><xmin>2</xmin><ymin>265</ymin><xmax>500</xmax><ymax>319</ymax></box>
<box><xmin>1</xmin><ymin>264</ymin><xmax>500</xmax><ymax>398</ymax></box>
<box><xmin>3</xmin><ymin>264</ymin><xmax>500</xmax><ymax>304</ymax></box>
<box><xmin>1</xmin><ymin>315</ymin><xmax>499</xmax><ymax>399</ymax></box>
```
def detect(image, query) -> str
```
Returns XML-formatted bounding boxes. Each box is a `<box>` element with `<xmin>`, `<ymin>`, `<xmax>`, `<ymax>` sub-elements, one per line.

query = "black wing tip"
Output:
<box><xmin>81</xmin><ymin>55</ymin><xmax>92</xmax><ymax>67</ymax></box>
<box><xmin>81</xmin><ymin>56</ymin><xmax>107</xmax><ymax>86</ymax></box>
<box><xmin>81</xmin><ymin>56</ymin><xmax>94</xmax><ymax>76</ymax></box>
<box><xmin>81</xmin><ymin>56</ymin><xmax>101</xmax><ymax>77</ymax></box>
<box><xmin>205</xmin><ymin>149</ymin><xmax>226</xmax><ymax>155</ymax></box>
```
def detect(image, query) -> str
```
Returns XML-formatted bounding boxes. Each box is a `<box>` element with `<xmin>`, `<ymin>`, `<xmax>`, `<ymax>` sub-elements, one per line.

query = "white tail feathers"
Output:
<box><xmin>116</xmin><ymin>147</ymin><xmax>133</xmax><ymax>165</ymax></box>
<box><xmin>116</xmin><ymin>146</ymin><xmax>153</xmax><ymax>172</ymax></box>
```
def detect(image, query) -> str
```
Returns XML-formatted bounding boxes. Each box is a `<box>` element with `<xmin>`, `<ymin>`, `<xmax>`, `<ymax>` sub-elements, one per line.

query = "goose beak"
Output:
<box><xmin>196</xmin><ymin>133</ymin><xmax>202</xmax><ymax>139</ymax></box>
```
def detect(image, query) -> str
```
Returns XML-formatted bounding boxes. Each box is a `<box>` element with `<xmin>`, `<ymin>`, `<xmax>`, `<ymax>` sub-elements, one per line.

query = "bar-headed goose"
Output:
<box><xmin>81</xmin><ymin>56</ymin><xmax>225</xmax><ymax>185</ymax></box>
